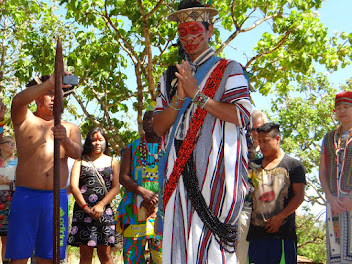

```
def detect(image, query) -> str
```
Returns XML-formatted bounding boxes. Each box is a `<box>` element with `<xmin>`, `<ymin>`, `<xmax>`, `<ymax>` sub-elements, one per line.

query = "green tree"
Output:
<box><xmin>270</xmin><ymin>76</ymin><xmax>352</xmax><ymax>262</ymax></box>
<box><xmin>296</xmin><ymin>213</ymin><xmax>326</xmax><ymax>263</ymax></box>
<box><xmin>54</xmin><ymin>0</ymin><xmax>351</xmax><ymax>153</ymax></box>
<box><xmin>0</xmin><ymin>0</ymin><xmax>75</xmax><ymax>133</ymax></box>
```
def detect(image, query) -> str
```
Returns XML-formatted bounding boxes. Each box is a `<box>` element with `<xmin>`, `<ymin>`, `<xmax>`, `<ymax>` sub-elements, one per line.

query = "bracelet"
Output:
<box><xmin>81</xmin><ymin>204</ymin><xmax>88</xmax><ymax>209</ymax></box>
<box><xmin>175</xmin><ymin>92</ymin><xmax>186</xmax><ymax>101</ymax></box>
<box><xmin>0</xmin><ymin>120</ymin><xmax>5</xmax><ymax>127</ymax></box>
<box><xmin>169</xmin><ymin>94</ymin><xmax>184</xmax><ymax>110</ymax></box>
<box><xmin>0</xmin><ymin>127</ymin><xmax>3</xmax><ymax>134</ymax></box>
<box><xmin>192</xmin><ymin>90</ymin><xmax>210</xmax><ymax>109</ymax></box>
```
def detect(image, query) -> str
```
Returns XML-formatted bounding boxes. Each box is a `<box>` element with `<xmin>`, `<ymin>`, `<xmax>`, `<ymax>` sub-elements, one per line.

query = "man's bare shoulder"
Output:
<box><xmin>13</xmin><ymin>110</ymin><xmax>47</xmax><ymax>129</ymax></box>
<box><xmin>62</xmin><ymin>121</ymin><xmax>80</xmax><ymax>130</ymax></box>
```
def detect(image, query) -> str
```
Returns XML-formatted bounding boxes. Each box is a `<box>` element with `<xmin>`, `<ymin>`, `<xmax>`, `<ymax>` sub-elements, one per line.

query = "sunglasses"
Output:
<box><xmin>1</xmin><ymin>141</ymin><xmax>15</xmax><ymax>147</ymax></box>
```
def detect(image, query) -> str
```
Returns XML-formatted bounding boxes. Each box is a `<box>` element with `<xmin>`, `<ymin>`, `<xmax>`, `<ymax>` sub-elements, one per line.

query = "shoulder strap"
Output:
<box><xmin>158</xmin><ymin>56</ymin><xmax>223</xmax><ymax>210</ymax></box>
<box><xmin>86</xmin><ymin>157</ymin><xmax>109</xmax><ymax>195</ymax></box>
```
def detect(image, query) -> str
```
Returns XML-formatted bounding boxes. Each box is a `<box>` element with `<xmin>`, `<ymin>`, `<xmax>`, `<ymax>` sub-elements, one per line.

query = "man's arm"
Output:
<box><xmin>265</xmin><ymin>183</ymin><xmax>305</xmax><ymax>233</ymax></box>
<box><xmin>152</xmin><ymin>94</ymin><xmax>240</xmax><ymax>137</ymax></box>
<box><xmin>153</xmin><ymin>106</ymin><xmax>180</xmax><ymax>137</ymax></box>
<box><xmin>52</xmin><ymin>123</ymin><xmax>82</xmax><ymax>159</ymax></box>
<box><xmin>319</xmin><ymin>153</ymin><xmax>345</xmax><ymax>214</ymax></box>
<box><xmin>11</xmin><ymin>77</ymin><xmax>54</xmax><ymax>126</ymax></box>
<box><xmin>119</xmin><ymin>145</ymin><xmax>158</xmax><ymax>205</ymax></box>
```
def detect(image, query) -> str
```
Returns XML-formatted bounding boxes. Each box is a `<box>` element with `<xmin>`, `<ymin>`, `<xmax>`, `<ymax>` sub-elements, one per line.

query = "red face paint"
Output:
<box><xmin>178</xmin><ymin>22</ymin><xmax>208</xmax><ymax>56</ymax></box>
<box><xmin>178</xmin><ymin>22</ymin><xmax>206</xmax><ymax>37</ymax></box>
<box><xmin>93</xmin><ymin>132</ymin><xmax>100</xmax><ymax>141</ymax></box>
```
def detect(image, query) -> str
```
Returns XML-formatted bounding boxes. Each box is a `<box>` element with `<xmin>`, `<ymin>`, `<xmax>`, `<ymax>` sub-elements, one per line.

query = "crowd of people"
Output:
<box><xmin>0</xmin><ymin>1</ymin><xmax>350</xmax><ymax>264</ymax></box>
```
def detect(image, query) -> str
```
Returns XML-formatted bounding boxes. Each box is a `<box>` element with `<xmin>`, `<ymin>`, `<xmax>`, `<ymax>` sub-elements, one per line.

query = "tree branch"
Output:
<box><xmin>137</xmin><ymin>0</ymin><xmax>156</xmax><ymax>100</ymax></box>
<box><xmin>145</xmin><ymin>0</ymin><xmax>165</xmax><ymax>20</ymax></box>
<box><xmin>245</xmin><ymin>29</ymin><xmax>291</xmax><ymax>68</ymax></box>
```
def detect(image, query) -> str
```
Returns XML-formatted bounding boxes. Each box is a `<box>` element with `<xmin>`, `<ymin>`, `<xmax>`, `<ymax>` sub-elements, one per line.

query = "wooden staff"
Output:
<box><xmin>53</xmin><ymin>36</ymin><xmax>64</xmax><ymax>263</ymax></box>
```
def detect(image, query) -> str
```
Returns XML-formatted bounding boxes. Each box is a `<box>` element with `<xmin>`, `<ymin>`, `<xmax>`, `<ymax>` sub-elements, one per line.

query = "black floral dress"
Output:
<box><xmin>68</xmin><ymin>160</ymin><xmax>116</xmax><ymax>247</ymax></box>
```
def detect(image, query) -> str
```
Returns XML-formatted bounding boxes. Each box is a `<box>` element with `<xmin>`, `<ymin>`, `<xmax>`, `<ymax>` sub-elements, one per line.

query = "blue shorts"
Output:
<box><xmin>5</xmin><ymin>187</ymin><xmax>68</xmax><ymax>260</ymax></box>
<box><xmin>248</xmin><ymin>238</ymin><xmax>297</xmax><ymax>264</ymax></box>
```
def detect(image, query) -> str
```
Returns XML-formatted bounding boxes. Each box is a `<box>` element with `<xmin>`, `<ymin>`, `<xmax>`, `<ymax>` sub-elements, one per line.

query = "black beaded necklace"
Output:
<box><xmin>175</xmin><ymin>140</ymin><xmax>238</xmax><ymax>253</ymax></box>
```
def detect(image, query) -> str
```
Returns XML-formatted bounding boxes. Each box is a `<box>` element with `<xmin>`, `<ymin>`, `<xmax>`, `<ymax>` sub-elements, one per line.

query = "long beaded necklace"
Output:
<box><xmin>163</xmin><ymin>59</ymin><xmax>227</xmax><ymax>209</ymax></box>
<box><xmin>139</xmin><ymin>135</ymin><xmax>163</xmax><ymax>166</ymax></box>
<box><xmin>336</xmin><ymin>126</ymin><xmax>352</xmax><ymax>156</ymax></box>
<box><xmin>335</xmin><ymin>126</ymin><xmax>352</xmax><ymax>188</ymax></box>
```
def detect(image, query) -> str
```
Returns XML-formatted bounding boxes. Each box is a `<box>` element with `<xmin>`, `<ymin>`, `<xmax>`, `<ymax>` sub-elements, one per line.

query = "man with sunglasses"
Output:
<box><xmin>6</xmin><ymin>74</ymin><xmax>82</xmax><ymax>263</ymax></box>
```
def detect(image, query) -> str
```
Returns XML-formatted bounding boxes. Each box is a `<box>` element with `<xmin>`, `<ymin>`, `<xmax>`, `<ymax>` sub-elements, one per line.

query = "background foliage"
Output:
<box><xmin>1</xmin><ymin>0</ymin><xmax>351</xmax><ymax>262</ymax></box>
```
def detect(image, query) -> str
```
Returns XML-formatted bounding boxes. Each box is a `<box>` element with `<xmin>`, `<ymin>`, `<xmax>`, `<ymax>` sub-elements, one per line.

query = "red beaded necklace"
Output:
<box><xmin>163</xmin><ymin>59</ymin><xmax>227</xmax><ymax>209</ymax></box>
<box><xmin>139</xmin><ymin>135</ymin><xmax>163</xmax><ymax>166</ymax></box>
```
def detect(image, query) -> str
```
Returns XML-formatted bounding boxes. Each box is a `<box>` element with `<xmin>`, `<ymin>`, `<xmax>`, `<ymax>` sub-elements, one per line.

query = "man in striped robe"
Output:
<box><xmin>153</xmin><ymin>1</ymin><xmax>252</xmax><ymax>263</ymax></box>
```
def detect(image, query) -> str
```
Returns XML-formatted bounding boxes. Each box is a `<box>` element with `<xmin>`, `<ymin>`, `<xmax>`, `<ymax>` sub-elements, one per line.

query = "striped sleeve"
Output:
<box><xmin>154</xmin><ymin>71</ymin><xmax>168</xmax><ymax>115</ymax></box>
<box><xmin>220</xmin><ymin>61</ymin><xmax>251</xmax><ymax>128</ymax></box>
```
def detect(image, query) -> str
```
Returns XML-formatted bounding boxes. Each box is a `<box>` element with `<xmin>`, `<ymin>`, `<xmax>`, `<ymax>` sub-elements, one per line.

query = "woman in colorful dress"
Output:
<box><xmin>68</xmin><ymin>127</ymin><xmax>120</xmax><ymax>264</ymax></box>
<box><xmin>0</xmin><ymin>136</ymin><xmax>17</xmax><ymax>264</ymax></box>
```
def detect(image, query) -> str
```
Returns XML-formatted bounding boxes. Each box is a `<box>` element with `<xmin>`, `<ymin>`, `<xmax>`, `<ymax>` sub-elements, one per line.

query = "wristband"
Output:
<box><xmin>0</xmin><ymin>127</ymin><xmax>3</xmax><ymax>134</ymax></box>
<box><xmin>81</xmin><ymin>204</ymin><xmax>88</xmax><ymax>209</ymax></box>
<box><xmin>0</xmin><ymin>120</ymin><xmax>5</xmax><ymax>127</ymax></box>
<box><xmin>175</xmin><ymin>91</ymin><xmax>186</xmax><ymax>101</ymax></box>
<box><xmin>192</xmin><ymin>90</ymin><xmax>210</xmax><ymax>109</ymax></box>
<box><xmin>169</xmin><ymin>94</ymin><xmax>184</xmax><ymax>110</ymax></box>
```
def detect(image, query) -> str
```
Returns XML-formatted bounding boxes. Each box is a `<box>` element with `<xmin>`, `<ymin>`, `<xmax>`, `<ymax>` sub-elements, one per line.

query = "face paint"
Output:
<box><xmin>178</xmin><ymin>22</ymin><xmax>206</xmax><ymax>37</ymax></box>
<box><xmin>92</xmin><ymin>132</ymin><xmax>106</xmax><ymax>153</ymax></box>
<box><xmin>178</xmin><ymin>22</ymin><xmax>207</xmax><ymax>55</ymax></box>
<box><xmin>99</xmin><ymin>140</ymin><xmax>106</xmax><ymax>153</ymax></box>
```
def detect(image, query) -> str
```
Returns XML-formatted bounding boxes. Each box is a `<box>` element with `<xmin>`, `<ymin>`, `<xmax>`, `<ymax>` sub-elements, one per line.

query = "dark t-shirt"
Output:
<box><xmin>247</xmin><ymin>154</ymin><xmax>306</xmax><ymax>242</ymax></box>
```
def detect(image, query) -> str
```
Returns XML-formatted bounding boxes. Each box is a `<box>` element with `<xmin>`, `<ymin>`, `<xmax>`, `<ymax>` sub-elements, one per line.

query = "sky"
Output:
<box><xmin>57</xmin><ymin>0</ymin><xmax>352</xmax><ymax>127</ymax></box>
<box><xmin>52</xmin><ymin>0</ymin><xmax>352</xmax><ymax>217</ymax></box>
<box><xmin>229</xmin><ymin>0</ymin><xmax>352</xmax><ymax>113</ymax></box>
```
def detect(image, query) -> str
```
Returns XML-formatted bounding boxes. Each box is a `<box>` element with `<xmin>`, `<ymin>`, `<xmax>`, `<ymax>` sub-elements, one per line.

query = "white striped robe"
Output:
<box><xmin>154</xmin><ymin>54</ymin><xmax>252</xmax><ymax>264</ymax></box>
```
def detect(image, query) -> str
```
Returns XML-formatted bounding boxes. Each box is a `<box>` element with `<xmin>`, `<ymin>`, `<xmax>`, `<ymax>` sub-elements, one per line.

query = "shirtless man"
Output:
<box><xmin>5</xmin><ymin>74</ymin><xmax>82</xmax><ymax>264</ymax></box>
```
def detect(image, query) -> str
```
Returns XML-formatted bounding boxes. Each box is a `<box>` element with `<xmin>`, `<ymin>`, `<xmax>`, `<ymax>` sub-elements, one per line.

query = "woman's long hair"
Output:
<box><xmin>82</xmin><ymin>127</ymin><xmax>109</xmax><ymax>157</ymax></box>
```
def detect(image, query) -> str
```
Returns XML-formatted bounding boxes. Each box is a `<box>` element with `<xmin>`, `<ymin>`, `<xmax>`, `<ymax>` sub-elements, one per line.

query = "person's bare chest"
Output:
<box><xmin>15</xmin><ymin>118</ymin><xmax>56</xmax><ymax>157</ymax></box>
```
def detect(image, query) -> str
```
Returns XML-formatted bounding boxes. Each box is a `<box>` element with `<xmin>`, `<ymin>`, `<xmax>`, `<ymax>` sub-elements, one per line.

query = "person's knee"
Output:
<box><xmin>9</xmin><ymin>260</ymin><xmax>28</xmax><ymax>264</ymax></box>
<box><xmin>80</xmin><ymin>246</ymin><xmax>94</xmax><ymax>260</ymax></box>
<box><xmin>35</xmin><ymin>257</ymin><xmax>52</xmax><ymax>264</ymax></box>
<box><xmin>97</xmin><ymin>246</ymin><xmax>112</xmax><ymax>261</ymax></box>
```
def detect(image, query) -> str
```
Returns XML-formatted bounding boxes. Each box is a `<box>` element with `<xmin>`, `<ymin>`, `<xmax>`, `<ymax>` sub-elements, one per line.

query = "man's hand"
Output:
<box><xmin>141</xmin><ymin>200</ymin><xmax>157</xmax><ymax>217</ymax></box>
<box><xmin>140</xmin><ymin>188</ymin><xmax>158</xmax><ymax>206</ymax></box>
<box><xmin>327</xmin><ymin>194</ymin><xmax>345</xmax><ymax>215</ymax></box>
<box><xmin>51</xmin><ymin>124</ymin><xmax>69</xmax><ymax>142</ymax></box>
<box><xmin>265</xmin><ymin>214</ymin><xmax>285</xmax><ymax>233</ymax></box>
<box><xmin>175</xmin><ymin>60</ymin><xmax>198</xmax><ymax>99</ymax></box>
<box><xmin>0</xmin><ymin>99</ymin><xmax>6</xmax><ymax>121</ymax></box>
<box><xmin>48</xmin><ymin>72</ymin><xmax>73</xmax><ymax>90</ymax></box>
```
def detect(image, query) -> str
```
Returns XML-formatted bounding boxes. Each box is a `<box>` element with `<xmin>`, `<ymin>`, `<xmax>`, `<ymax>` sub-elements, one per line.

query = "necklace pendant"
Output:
<box><xmin>154</xmin><ymin>153</ymin><xmax>159</xmax><ymax>160</ymax></box>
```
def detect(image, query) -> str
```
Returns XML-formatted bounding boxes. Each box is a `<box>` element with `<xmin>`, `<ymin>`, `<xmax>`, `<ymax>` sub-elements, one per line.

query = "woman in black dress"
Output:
<box><xmin>68</xmin><ymin>127</ymin><xmax>120</xmax><ymax>264</ymax></box>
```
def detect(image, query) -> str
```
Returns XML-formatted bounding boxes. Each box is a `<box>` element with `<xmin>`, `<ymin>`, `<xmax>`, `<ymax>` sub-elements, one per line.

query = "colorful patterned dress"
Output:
<box><xmin>68</xmin><ymin>160</ymin><xmax>116</xmax><ymax>247</ymax></box>
<box><xmin>0</xmin><ymin>157</ymin><xmax>17</xmax><ymax>236</ymax></box>
<box><xmin>117</xmin><ymin>138</ymin><xmax>162</xmax><ymax>264</ymax></box>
